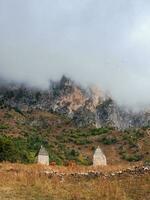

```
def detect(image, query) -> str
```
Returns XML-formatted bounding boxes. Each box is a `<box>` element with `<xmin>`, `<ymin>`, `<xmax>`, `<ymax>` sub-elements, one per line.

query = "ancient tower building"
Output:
<box><xmin>38</xmin><ymin>146</ymin><xmax>49</xmax><ymax>165</ymax></box>
<box><xmin>93</xmin><ymin>146</ymin><xmax>107</xmax><ymax>166</ymax></box>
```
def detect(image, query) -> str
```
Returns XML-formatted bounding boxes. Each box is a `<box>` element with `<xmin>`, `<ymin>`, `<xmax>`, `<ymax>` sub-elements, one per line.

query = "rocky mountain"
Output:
<box><xmin>0</xmin><ymin>75</ymin><xmax>150</xmax><ymax>130</ymax></box>
<box><xmin>96</xmin><ymin>99</ymin><xmax>150</xmax><ymax>129</ymax></box>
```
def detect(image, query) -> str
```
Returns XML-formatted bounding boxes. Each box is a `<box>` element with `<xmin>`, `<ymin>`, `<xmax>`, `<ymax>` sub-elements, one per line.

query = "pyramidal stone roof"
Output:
<box><xmin>38</xmin><ymin>146</ymin><xmax>49</xmax><ymax>156</ymax></box>
<box><xmin>94</xmin><ymin>146</ymin><xmax>103</xmax><ymax>156</ymax></box>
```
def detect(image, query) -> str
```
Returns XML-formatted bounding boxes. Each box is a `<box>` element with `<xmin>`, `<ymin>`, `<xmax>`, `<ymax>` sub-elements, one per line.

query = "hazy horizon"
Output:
<box><xmin>1</xmin><ymin>0</ymin><xmax>150</xmax><ymax>108</ymax></box>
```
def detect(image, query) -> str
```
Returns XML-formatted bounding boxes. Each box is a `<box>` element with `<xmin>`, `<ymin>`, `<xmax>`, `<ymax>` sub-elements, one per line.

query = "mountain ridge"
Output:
<box><xmin>0</xmin><ymin>75</ymin><xmax>150</xmax><ymax>130</ymax></box>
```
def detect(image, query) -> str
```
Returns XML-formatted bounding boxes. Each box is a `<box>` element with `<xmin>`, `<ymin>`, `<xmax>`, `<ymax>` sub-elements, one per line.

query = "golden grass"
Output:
<box><xmin>0</xmin><ymin>163</ymin><xmax>149</xmax><ymax>200</ymax></box>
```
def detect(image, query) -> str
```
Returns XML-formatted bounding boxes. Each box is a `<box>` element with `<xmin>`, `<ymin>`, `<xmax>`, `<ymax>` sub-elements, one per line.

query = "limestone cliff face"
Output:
<box><xmin>49</xmin><ymin>76</ymin><xmax>104</xmax><ymax>120</ymax></box>
<box><xmin>96</xmin><ymin>99</ymin><xmax>150</xmax><ymax>129</ymax></box>
<box><xmin>50</xmin><ymin>78</ymin><xmax>88</xmax><ymax>117</ymax></box>
<box><xmin>1</xmin><ymin>76</ymin><xmax>150</xmax><ymax>129</ymax></box>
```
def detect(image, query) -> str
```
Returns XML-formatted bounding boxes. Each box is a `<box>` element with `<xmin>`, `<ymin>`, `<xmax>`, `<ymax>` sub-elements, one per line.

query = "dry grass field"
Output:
<box><xmin>0</xmin><ymin>163</ymin><xmax>149</xmax><ymax>200</ymax></box>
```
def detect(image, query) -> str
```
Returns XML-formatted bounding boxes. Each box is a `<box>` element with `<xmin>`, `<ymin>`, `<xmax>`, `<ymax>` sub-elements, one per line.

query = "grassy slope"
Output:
<box><xmin>0</xmin><ymin>108</ymin><xmax>150</xmax><ymax>165</ymax></box>
<box><xmin>0</xmin><ymin>108</ymin><xmax>150</xmax><ymax>200</ymax></box>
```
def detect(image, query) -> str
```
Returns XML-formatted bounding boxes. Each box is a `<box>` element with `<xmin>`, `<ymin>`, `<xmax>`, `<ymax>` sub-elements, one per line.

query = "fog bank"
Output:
<box><xmin>1</xmin><ymin>0</ymin><xmax>150</xmax><ymax>108</ymax></box>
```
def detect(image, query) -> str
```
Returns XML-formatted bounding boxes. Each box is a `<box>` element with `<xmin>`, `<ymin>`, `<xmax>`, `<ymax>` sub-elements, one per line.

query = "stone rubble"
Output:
<box><xmin>42</xmin><ymin>165</ymin><xmax>150</xmax><ymax>180</ymax></box>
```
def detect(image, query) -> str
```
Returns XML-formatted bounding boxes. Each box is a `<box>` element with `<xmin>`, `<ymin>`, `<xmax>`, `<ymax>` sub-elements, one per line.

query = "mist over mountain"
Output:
<box><xmin>1</xmin><ymin>75</ymin><xmax>150</xmax><ymax>130</ymax></box>
<box><xmin>1</xmin><ymin>1</ymin><xmax>150</xmax><ymax>108</ymax></box>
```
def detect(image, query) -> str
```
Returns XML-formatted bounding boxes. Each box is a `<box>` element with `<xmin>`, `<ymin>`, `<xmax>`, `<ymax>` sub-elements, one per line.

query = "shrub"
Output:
<box><xmin>90</xmin><ymin>127</ymin><xmax>110</xmax><ymax>136</ymax></box>
<box><xmin>49</xmin><ymin>153</ymin><xmax>63</xmax><ymax>165</ymax></box>
<box><xmin>77</xmin><ymin>154</ymin><xmax>92</xmax><ymax>165</ymax></box>
<box><xmin>4</xmin><ymin>113</ymin><xmax>12</xmax><ymax>119</ymax></box>
<box><xmin>14</xmin><ymin>107</ymin><xmax>24</xmax><ymax>115</ymax></box>
<box><xmin>75</xmin><ymin>139</ymin><xmax>91</xmax><ymax>145</ymax></box>
<box><xmin>0</xmin><ymin>135</ymin><xmax>39</xmax><ymax>163</ymax></box>
<box><xmin>0</xmin><ymin>124</ymin><xmax>9</xmax><ymax>130</ymax></box>
<box><xmin>27</xmin><ymin>134</ymin><xmax>48</xmax><ymax>151</ymax></box>
<box><xmin>0</xmin><ymin>136</ymin><xmax>19</xmax><ymax>162</ymax></box>
<box><xmin>144</xmin><ymin>158</ymin><xmax>150</xmax><ymax>165</ymax></box>
<box><xmin>122</xmin><ymin>153</ymin><xmax>142</xmax><ymax>162</ymax></box>
<box><xmin>123</xmin><ymin>130</ymin><xmax>144</xmax><ymax>142</ymax></box>
<box><xmin>100</xmin><ymin>136</ymin><xmax>117</xmax><ymax>145</ymax></box>
<box><xmin>65</xmin><ymin>149</ymin><xmax>79</xmax><ymax>161</ymax></box>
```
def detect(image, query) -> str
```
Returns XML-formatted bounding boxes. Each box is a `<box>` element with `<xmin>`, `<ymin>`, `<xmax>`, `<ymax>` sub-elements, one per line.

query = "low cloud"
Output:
<box><xmin>1</xmin><ymin>0</ymin><xmax>150</xmax><ymax>108</ymax></box>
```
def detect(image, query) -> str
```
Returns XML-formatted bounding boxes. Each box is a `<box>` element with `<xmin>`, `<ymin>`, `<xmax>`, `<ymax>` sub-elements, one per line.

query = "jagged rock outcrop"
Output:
<box><xmin>1</xmin><ymin>75</ymin><xmax>150</xmax><ymax>129</ymax></box>
<box><xmin>50</xmin><ymin>76</ymin><xmax>89</xmax><ymax>117</ymax></box>
<box><xmin>96</xmin><ymin>98</ymin><xmax>150</xmax><ymax>129</ymax></box>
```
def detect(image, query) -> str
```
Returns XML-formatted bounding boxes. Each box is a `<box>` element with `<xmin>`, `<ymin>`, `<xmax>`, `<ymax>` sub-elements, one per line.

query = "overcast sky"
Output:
<box><xmin>1</xmin><ymin>0</ymin><xmax>150</xmax><ymax>108</ymax></box>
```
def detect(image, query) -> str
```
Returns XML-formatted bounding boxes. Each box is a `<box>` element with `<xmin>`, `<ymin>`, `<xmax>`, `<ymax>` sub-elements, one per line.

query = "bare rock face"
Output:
<box><xmin>96</xmin><ymin>98</ymin><xmax>150</xmax><ymax>130</ymax></box>
<box><xmin>50</xmin><ymin>77</ymin><xmax>88</xmax><ymax>117</ymax></box>
<box><xmin>1</xmin><ymin>75</ymin><xmax>150</xmax><ymax>130</ymax></box>
<box><xmin>50</xmin><ymin>76</ymin><xmax>104</xmax><ymax>119</ymax></box>
<box><xmin>93</xmin><ymin>147</ymin><xmax>107</xmax><ymax>166</ymax></box>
